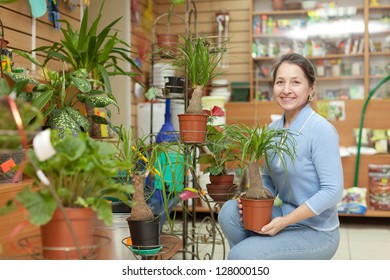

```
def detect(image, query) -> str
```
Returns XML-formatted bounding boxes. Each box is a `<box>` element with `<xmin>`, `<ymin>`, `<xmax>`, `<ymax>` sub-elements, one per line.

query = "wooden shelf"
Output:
<box><xmin>339</xmin><ymin>209</ymin><xmax>390</xmax><ymax>218</ymax></box>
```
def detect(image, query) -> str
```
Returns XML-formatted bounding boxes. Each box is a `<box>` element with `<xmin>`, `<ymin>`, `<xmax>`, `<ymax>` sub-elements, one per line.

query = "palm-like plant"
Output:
<box><xmin>229</xmin><ymin>123</ymin><xmax>296</xmax><ymax>199</ymax></box>
<box><xmin>173</xmin><ymin>36</ymin><xmax>224</xmax><ymax>114</ymax></box>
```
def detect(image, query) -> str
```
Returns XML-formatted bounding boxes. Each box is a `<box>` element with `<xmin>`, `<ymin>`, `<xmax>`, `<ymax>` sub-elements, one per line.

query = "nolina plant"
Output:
<box><xmin>230</xmin><ymin>123</ymin><xmax>296</xmax><ymax>199</ymax></box>
<box><xmin>173</xmin><ymin>36</ymin><xmax>224</xmax><ymax>114</ymax></box>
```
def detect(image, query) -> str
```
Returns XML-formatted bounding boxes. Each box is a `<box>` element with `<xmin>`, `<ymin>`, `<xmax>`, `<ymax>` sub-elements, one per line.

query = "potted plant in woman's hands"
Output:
<box><xmin>173</xmin><ymin>36</ymin><xmax>225</xmax><ymax>144</ymax></box>
<box><xmin>230</xmin><ymin>123</ymin><xmax>296</xmax><ymax>231</ymax></box>
<box><xmin>197</xmin><ymin>106</ymin><xmax>239</xmax><ymax>201</ymax></box>
<box><xmin>1</xmin><ymin>129</ymin><xmax>134</xmax><ymax>259</ymax></box>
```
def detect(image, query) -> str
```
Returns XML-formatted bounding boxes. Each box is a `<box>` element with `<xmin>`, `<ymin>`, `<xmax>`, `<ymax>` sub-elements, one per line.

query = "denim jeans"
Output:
<box><xmin>218</xmin><ymin>200</ymin><xmax>340</xmax><ymax>260</ymax></box>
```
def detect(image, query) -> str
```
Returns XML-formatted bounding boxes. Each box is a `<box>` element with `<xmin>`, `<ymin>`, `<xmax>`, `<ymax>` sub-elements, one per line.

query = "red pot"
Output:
<box><xmin>206</xmin><ymin>183</ymin><xmax>237</xmax><ymax>202</ymax></box>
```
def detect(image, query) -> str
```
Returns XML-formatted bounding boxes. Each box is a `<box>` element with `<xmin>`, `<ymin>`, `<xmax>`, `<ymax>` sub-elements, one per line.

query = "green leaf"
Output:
<box><xmin>12</xmin><ymin>50</ymin><xmax>43</xmax><ymax>68</ymax></box>
<box><xmin>16</xmin><ymin>188</ymin><xmax>57</xmax><ymax>226</ymax></box>
<box><xmin>0</xmin><ymin>78</ymin><xmax>10</xmax><ymax>96</ymax></box>
<box><xmin>70</xmin><ymin>76</ymin><xmax>92</xmax><ymax>93</ymax></box>
<box><xmin>46</xmin><ymin>109</ymin><xmax>82</xmax><ymax>136</ymax></box>
<box><xmin>65</xmin><ymin>107</ymin><xmax>90</xmax><ymax>132</ymax></box>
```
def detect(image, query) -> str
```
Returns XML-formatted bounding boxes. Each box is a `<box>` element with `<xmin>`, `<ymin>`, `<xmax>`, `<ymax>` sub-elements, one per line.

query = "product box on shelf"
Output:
<box><xmin>368</xmin><ymin>164</ymin><xmax>390</xmax><ymax>210</ymax></box>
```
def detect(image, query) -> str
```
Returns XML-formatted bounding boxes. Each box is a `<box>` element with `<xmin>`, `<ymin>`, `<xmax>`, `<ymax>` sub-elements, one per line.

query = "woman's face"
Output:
<box><xmin>273</xmin><ymin>62</ymin><xmax>314</xmax><ymax>116</ymax></box>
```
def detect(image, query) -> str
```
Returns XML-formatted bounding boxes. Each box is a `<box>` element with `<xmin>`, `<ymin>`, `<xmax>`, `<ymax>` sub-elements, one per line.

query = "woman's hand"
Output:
<box><xmin>255</xmin><ymin>217</ymin><xmax>288</xmax><ymax>236</ymax></box>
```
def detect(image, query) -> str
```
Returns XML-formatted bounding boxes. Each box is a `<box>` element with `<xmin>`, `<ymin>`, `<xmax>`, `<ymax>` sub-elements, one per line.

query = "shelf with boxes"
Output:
<box><xmin>250</xmin><ymin>1</ymin><xmax>367</xmax><ymax>102</ymax></box>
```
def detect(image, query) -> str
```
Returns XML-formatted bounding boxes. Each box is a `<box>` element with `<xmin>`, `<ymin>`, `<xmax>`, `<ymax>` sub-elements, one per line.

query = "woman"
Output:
<box><xmin>218</xmin><ymin>53</ymin><xmax>344</xmax><ymax>260</ymax></box>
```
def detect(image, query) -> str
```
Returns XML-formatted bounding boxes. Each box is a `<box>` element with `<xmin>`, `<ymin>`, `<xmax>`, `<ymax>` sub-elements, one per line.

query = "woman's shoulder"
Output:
<box><xmin>309</xmin><ymin>112</ymin><xmax>340</xmax><ymax>138</ymax></box>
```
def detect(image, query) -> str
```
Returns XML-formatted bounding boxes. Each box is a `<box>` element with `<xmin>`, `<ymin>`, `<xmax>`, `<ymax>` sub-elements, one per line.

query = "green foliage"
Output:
<box><xmin>0</xmin><ymin>79</ymin><xmax>44</xmax><ymax>149</ymax></box>
<box><xmin>4</xmin><ymin>56</ymin><xmax>119</xmax><ymax>137</ymax></box>
<box><xmin>6</xmin><ymin>130</ymin><xmax>134</xmax><ymax>226</ymax></box>
<box><xmin>33</xmin><ymin>0</ymin><xmax>140</xmax><ymax>89</ymax></box>
<box><xmin>228</xmin><ymin>123</ymin><xmax>297</xmax><ymax>172</ymax></box>
<box><xmin>197</xmin><ymin>125</ymin><xmax>238</xmax><ymax>176</ymax></box>
<box><xmin>173</xmin><ymin>36</ymin><xmax>223</xmax><ymax>89</ymax></box>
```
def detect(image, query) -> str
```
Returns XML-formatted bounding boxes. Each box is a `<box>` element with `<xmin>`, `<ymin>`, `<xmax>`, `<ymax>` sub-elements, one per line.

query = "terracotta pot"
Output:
<box><xmin>178</xmin><ymin>114</ymin><xmax>208</xmax><ymax>144</ymax></box>
<box><xmin>126</xmin><ymin>215</ymin><xmax>161</xmax><ymax>250</ymax></box>
<box><xmin>209</xmin><ymin>174</ymin><xmax>234</xmax><ymax>185</ymax></box>
<box><xmin>206</xmin><ymin>183</ymin><xmax>238</xmax><ymax>202</ymax></box>
<box><xmin>40</xmin><ymin>207</ymin><xmax>96</xmax><ymax>260</ymax></box>
<box><xmin>272</xmin><ymin>0</ymin><xmax>285</xmax><ymax>10</ymax></box>
<box><xmin>157</xmin><ymin>33</ymin><xmax>179</xmax><ymax>58</ymax></box>
<box><xmin>241</xmin><ymin>196</ymin><xmax>274</xmax><ymax>231</ymax></box>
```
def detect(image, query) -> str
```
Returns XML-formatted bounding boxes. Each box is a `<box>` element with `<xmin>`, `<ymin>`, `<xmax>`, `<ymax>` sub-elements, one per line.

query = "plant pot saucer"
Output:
<box><xmin>130</xmin><ymin>245</ymin><xmax>163</xmax><ymax>256</ymax></box>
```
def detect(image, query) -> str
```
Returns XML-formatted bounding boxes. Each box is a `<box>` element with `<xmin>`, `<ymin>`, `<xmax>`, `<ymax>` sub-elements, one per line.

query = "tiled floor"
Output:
<box><xmin>170</xmin><ymin>216</ymin><xmax>390</xmax><ymax>260</ymax></box>
<box><xmin>332</xmin><ymin>218</ymin><xmax>390</xmax><ymax>260</ymax></box>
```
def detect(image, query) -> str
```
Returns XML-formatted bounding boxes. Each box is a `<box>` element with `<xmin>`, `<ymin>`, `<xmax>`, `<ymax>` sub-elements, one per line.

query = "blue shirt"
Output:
<box><xmin>262</xmin><ymin>104</ymin><xmax>344</xmax><ymax>231</ymax></box>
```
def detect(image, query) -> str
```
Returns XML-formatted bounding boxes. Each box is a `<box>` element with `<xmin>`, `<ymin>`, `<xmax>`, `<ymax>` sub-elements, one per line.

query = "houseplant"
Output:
<box><xmin>32</xmin><ymin>0</ymin><xmax>140</xmax><ymax>137</ymax></box>
<box><xmin>114</xmin><ymin>125</ymin><xmax>185</xmax><ymax>250</ymax></box>
<box><xmin>4</xmin><ymin>59</ymin><xmax>113</xmax><ymax>138</ymax></box>
<box><xmin>229</xmin><ymin>123</ymin><xmax>296</xmax><ymax>231</ymax></box>
<box><xmin>197</xmin><ymin>106</ymin><xmax>239</xmax><ymax>201</ymax></box>
<box><xmin>173</xmin><ymin>35</ymin><xmax>225</xmax><ymax>143</ymax></box>
<box><xmin>0</xmin><ymin>78</ymin><xmax>44</xmax><ymax>183</ymax></box>
<box><xmin>1</xmin><ymin>129</ymin><xmax>134</xmax><ymax>259</ymax></box>
<box><xmin>156</xmin><ymin>0</ymin><xmax>186</xmax><ymax>58</ymax></box>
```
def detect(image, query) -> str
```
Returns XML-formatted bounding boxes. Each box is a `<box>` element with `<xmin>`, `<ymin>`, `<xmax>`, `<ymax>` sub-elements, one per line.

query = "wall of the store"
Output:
<box><xmin>89</xmin><ymin>0</ymin><xmax>133</xmax><ymax>130</ymax></box>
<box><xmin>1</xmin><ymin>0</ymin><xmax>252</xmax><ymax>132</ymax></box>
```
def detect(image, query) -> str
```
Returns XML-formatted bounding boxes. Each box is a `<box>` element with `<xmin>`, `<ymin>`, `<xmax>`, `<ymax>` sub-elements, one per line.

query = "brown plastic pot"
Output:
<box><xmin>209</xmin><ymin>174</ymin><xmax>234</xmax><ymax>185</ymax></box>
<box><xmin>241</xmin><ymin>196</ymin><xmax>274</xmax><ymax>232</ymax></box>
<box><xmin>206</xmin><ymin>183</ymin><xmax>238</xmax><ymax>202</ymax></box>
<box><xmin>178</xmin><ymin>113</ymin><xmax>208</xmax><ymax>144</ymax></box>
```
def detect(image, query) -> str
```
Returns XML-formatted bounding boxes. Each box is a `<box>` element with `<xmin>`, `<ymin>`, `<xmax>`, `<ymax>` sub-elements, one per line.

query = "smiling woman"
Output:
<box><xmin>218</xmin><ymin>53</ymin><xmax>344</xmax><ymax>260</ymax></box>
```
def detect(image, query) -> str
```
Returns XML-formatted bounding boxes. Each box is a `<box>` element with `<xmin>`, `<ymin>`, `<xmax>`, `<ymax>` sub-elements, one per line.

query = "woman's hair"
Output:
<box><xmin>271</xmin><ymin>53</ymin><xmax>316</xmax><ymax>87</ymax></box>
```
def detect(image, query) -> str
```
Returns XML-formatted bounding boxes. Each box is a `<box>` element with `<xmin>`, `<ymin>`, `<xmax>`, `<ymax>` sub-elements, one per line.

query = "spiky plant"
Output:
<box><xmin>229</xmin><ymin>123</ymin><xmax>296</xmax><ymax>199</ymax></box>
<box><xmin>173</xmin><ymin>36</ymin><xmax>224</xmax><ymax>114</ymax></box>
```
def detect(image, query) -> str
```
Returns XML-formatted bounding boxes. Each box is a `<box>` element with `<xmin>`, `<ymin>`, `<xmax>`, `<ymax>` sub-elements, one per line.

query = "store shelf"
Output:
<box><xmin>339</xmin><ymin>209</ymin><xmax>390</xmax><ymax>218</ymax></box>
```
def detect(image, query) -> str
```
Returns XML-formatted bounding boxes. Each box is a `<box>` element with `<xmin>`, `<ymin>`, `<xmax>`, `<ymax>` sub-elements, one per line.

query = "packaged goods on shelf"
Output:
<box><xmin>368</xmin><ymin>164</ymin><xmax>390</xmax><ymax>210</ymax></box>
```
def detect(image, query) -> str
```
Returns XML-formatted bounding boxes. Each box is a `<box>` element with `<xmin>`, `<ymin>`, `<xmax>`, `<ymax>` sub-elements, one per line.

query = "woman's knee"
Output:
<box><xmin>218</xmin><ymin>199</ymin><xmax>238</xmax><ymax>225</ymax></box>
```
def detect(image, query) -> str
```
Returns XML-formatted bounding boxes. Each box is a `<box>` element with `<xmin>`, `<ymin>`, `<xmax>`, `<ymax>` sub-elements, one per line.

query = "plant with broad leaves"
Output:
<box><xmin>0</xmin><ymin>130</ymin><xmax>134</xmax><ymax>226</ymax></box>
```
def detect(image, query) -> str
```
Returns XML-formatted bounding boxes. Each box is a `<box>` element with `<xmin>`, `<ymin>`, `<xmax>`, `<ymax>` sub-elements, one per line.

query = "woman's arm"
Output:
<box><xmin>258</xmin><ymin>203</ymin><xmax>315</xmax><ymax>236</ymax></box>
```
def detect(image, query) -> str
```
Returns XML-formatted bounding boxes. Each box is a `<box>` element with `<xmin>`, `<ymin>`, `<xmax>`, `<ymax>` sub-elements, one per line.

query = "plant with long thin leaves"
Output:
<box><xmin>228</xmin><ymin>123</ymin><xmax>297</xmax><ymax>199</ymax></box>
<box><xmin>173</xmin><ymin>36</ymin><xmax>224</xmax><ymax>114</ymax></box>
